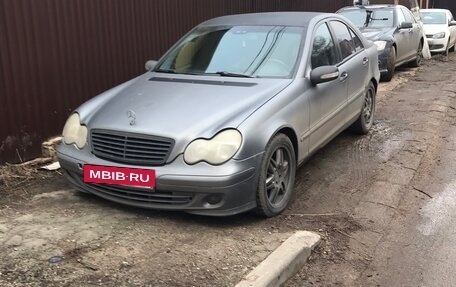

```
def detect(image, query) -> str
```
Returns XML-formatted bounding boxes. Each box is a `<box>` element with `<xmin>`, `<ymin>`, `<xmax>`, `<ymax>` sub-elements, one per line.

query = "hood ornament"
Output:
<box><xmin>127</xmin><ymin>110</ymin><xmax>136</xmax><ymax>126</ymax></box>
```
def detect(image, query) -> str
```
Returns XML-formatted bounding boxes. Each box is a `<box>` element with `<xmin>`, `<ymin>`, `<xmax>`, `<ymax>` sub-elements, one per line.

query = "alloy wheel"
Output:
<box><xmin>265</xmin><ymin>147</ymin><xmax>291</xmax><ymax>207</ymax></box>
<box><xmin>363</xmin><ymin>87</ymin><xmax>374</xmax><ymax>126</ymax></box>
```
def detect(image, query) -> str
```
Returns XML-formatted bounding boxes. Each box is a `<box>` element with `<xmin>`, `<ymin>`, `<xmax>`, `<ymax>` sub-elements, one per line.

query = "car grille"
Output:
<box><xmin>91</xmin><ymin>130</ymin><xmax>174</xmax><ymax>166</ymax></box>
<box><xmin>429</xmin><ymin>44</ymin><xmax>444</xmax><ymax>50</ymax></box>
<box><xmin>88</xmin><ymin>183</ymin><xmax>193</xmax><ymax>205</ymax></box>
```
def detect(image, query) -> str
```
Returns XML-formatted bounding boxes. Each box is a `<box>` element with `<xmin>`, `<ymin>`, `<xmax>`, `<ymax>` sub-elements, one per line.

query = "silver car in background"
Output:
<box><xmin>57</xmin><ymin>12</ymin><xmax>380</xmax><ymax>217</ymax></box>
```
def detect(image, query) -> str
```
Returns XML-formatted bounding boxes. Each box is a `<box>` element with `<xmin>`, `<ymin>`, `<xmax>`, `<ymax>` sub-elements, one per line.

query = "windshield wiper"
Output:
<box><xmin>155</xmin><ymin>69</ymin><xmax>255</xmax><ymax>78</ymax></box>
<box><xmin>155</xmin><ymin>69</ymin><xmax>202</xmax><ymax>75</ymax></box>
<box><xmin>364</xmin><ymin>10</ymin><xmax>388</xmax><ymax>27</ymax></box>
<box><xmin>364</xmin><ymin>10</ymin><xmax>373</xmax><ymax>27</ymax></box>
<box><xmin>213</xmin><ymin>71</ymin><xmax>256</xmax><ymax>78</ymax></box>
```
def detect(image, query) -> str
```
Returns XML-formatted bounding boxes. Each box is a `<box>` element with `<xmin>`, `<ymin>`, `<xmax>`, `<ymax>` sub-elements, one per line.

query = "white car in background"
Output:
<box><xmin>421</xmin><ymin>9</ymin><xmax>456</xmax><ymax>55</ymax></box>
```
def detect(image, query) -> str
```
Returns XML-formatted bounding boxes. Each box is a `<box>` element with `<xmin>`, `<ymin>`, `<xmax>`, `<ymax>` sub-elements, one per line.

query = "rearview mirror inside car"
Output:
<box><xmin>310</xmin><ymin>66</ymin><xmax>339</xmax><ymax>86</ymax></box>
<box><xmin>399</xmin><ymin>22</ymin><xmax>413</xmax><ymax>29</ymax></box>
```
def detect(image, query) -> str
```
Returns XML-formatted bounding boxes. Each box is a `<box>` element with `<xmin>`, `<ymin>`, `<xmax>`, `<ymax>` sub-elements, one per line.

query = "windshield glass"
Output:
<box><xmin>156</xmin><ymin>26</ymin><xmax>304</xmax><ymax>78</ymax></box>
<box><xmin>339</xmin><ymin>8</ymin><xmax>394</xmax><ymax>28</ymax></box>
<box><xmin>421</xmin><ymin>12</ymin><xmax>447</xmax><ymax>24</ymax></box>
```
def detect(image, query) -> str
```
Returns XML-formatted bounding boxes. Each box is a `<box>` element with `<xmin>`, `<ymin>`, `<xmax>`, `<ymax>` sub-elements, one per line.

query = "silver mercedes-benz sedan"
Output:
<box><xmin>57</xmin><ymin>12</ymin><xmax>380</xmax><ymax>217</ymax></box>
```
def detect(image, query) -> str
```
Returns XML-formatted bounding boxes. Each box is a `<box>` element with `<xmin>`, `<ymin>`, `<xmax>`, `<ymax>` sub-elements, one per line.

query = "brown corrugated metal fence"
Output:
<box><xmin>0</xmin><ymin>0</ymin><xmax>352</xmax><ymax>163</ymax></box>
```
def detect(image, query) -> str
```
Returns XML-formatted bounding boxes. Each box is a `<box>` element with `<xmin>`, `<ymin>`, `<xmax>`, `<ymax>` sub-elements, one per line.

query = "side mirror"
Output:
<box><xmin>145</xmin><ymin>60</ymin><xmax>158</xmax><ymax>71</ymax></box>
<box><xmin>310</xmin><ymin>66</ymin><xmax>339</xmax><ymax>86</ymax></box>
<box><xmin>399</xmin><ymin>22</ymin><xmax>413</xmax><ymax>29</ymax></box>
<box><xmin>449</xmin><ymin>21</ymin><xmax>456</xmax><ymax>26</ymax></box>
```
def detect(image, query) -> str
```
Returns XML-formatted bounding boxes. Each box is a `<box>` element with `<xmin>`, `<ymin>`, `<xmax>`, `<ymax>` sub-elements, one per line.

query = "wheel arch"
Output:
<box><xmin>272</xmin><ymin>127</ymin><xmax>299</xmax><ymax>163</ymax></box>
<box><xmin>370</xmin><ymin>77</ymin><xmax>378</xmax><ymax>93</ymax></box>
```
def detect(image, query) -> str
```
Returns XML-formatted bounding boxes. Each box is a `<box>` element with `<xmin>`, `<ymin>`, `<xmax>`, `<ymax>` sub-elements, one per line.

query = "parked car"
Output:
<box><xmin>57</xmin><ymin>12</ymin><xmax>380</xmax><ymax>217</ymax></box>
<box><xmin>337</xmin><ymin>5</ymin><xmax>424</xmax><ymax>81</ymax></box>
<box><xmin>421</xmin><ymin>8</ymin><xmax>456</xmax><ymax>55</ymax></box>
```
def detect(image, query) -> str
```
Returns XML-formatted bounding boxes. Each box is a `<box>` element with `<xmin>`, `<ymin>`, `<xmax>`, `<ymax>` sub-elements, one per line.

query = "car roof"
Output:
<box><xmin>340</xmin><ymin>4</ymin><xmax>401</xmax><ymax>10</ymax></box>
<box><xmin>199</xmin><ymin>12</ymin><xmax>331</xmax><ymax>27</ymax></box>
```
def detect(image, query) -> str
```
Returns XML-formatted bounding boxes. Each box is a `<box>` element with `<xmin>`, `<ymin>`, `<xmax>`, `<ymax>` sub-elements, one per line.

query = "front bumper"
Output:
<box><xmin>427</xmin><ymin>37</ymin><xmax>447</xmax><ymax>53</ymax></box>
<box><xmin>377</xmin><ymin>47</ymin><xmax>391</xmax><ymax>74</ymax></box>
<box><xmin>57</xmin><ymin>144</ymin><xmax>262</xmax><ymax>216</ymax></box>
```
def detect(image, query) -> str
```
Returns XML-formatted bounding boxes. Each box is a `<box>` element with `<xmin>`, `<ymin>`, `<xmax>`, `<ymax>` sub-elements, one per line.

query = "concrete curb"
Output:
<box><xmin>235</xmin><ymin>231</ymin><xmax>321</xmax><ymax>287</ymax></box>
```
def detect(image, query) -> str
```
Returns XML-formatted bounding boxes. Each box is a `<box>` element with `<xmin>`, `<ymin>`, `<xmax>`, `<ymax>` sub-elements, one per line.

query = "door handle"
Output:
<box><xmin>362</xmin><ymin>57</ymin><xmax>369</xmax><ymax>65</ymax></box>
<box><xmin>339</xmin><ymin>71</ymin><xmax>348</xmax><ymax>82</ymax></box>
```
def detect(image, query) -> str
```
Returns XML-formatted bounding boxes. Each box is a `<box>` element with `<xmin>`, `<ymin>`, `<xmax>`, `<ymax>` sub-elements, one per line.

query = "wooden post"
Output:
<box><xmin>426</xmin><ymin>0</ymin><xmax>429</xmax><ymax>8</ymax></box>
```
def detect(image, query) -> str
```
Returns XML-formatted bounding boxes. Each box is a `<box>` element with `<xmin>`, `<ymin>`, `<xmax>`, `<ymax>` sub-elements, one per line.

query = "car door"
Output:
<box><xmin>401</xmin><ymin>7</ymin><xmax>421</xmax><ymax>59</ymax></box>
<box><xmin>395</xmin><ymin>8</ymin><xmax>409</xmax><ymax>62</ymax></box>
<box><xmin>306</xmin><ymin>22</ymin><xmax>348</xmax><ymax>154</ymax></box>
<box><xmin>344</xmin><ymin>25</ymin><xmax>370</xmax><ymax>121</ymax></box>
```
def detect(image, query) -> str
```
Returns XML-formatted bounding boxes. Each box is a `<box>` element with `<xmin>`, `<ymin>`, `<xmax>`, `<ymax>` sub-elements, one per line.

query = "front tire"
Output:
<box><xmin>409</xmin><ymin>41</ymin><xmax>423</xmax><ymax>67</ymax></box>
<box><xmin>256</xmin><ymin>134</ymin><xmax>296</xmax><ymax>217</ymax></box>
<box><xmin>444</xmin><ymin>40</ymin><xmax>450</xmax><ymax>56</ymax></box>
<box><xmin>349</xmin><ymin>82</ymin><xmax>376</xmax><ymax>134</ymax></box>
<box><xmin>381</xmin><ymin>47</ymin><xmax>396</xmax><ymax>82</ymax></box>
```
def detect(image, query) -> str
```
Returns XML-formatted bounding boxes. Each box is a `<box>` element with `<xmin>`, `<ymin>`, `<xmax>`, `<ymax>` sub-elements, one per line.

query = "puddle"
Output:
<box><xmin>378</xmin><ymin>138</ymin><xmax>405</xmax><ymax>162</ymax></box>
<box><xmin>417</xmin><ymin>180</ymin><xmax>456</xmax><ymax>236</ymax></box>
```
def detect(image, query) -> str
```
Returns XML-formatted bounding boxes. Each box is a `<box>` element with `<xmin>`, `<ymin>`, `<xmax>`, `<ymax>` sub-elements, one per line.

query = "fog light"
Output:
<box><xmin>205</xmin><ymin>194</ymin><xmax>222</xmax><ymax>205</ymax></box>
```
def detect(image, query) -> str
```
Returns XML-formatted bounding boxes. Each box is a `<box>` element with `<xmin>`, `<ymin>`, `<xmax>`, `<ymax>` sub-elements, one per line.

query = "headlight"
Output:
<box><xmin>62</xmin><ymin>113</ymin><xmax>88</xmax><ymax>149</ymax></box>
<box><xmin>374</xmin><ymin>41</ymin><xmax>387</xmax><ymax>51</ymax></box>
<box><xmin>433</xmin><ymin>32</ymin><xmax>445</xmax><ymax>39</ymax></box>
<box><xmin>184</xmin><ymin>129</ymin><xmax>242</xmax><ymax>165</ymax></box>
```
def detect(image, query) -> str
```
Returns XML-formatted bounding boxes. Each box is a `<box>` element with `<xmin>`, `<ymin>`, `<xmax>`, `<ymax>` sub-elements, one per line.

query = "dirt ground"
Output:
<box><xmin>1</xmin><ymin>54</ymin><xmax>455</xmax><ymax>287</ymax></box>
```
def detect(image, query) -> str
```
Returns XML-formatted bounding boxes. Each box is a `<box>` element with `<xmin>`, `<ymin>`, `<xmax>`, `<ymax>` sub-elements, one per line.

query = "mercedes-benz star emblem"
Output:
<box><xmin>127</xmin><ymin>110</ymin><xmax>136</xmax><ymax>126</ymax></box>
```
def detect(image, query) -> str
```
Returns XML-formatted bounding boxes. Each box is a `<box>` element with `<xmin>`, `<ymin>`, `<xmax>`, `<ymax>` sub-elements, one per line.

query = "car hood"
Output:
<box><xmin>360</xmin><ymin>27</ymin><xmax>394</xmax><ymax>41</ymax></box>
<box><xmin>78</xmin><ymin>73</ymin><xmax>292</xmax><ymax>154</ymax></box>
<box><xmin>423</xmin><ymin>24</ymin><xmax>448</xmax><ymax>35</ymax></box>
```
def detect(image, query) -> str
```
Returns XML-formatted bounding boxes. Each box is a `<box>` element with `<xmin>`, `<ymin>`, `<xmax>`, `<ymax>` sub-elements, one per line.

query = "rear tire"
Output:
<box><xmin>349</xmin><ymin>82</ymin><xmax>376</xmax><ymax>134</ymax></box>
<box><xmin>255</xmin><ymin>134</ymin><xmax>296</xmax><ymax>217</ymax></box>
<box><xmin>381</xmin><ymin>47</ymin><xmax>396</xmax><ymax>82</ymax></box>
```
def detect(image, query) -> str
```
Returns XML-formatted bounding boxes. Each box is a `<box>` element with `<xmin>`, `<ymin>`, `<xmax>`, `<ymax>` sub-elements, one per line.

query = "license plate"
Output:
<box><xmin>83</xmin><ymin>164</ymin><xmax>156</xmax><ymax>188</ymax></box>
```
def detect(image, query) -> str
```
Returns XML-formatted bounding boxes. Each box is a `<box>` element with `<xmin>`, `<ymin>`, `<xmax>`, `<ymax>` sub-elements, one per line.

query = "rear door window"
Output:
<box><xmin>329</xmin><ymin>21</ymin><xmax>356</xmax><ymax>60</ymax></box>
<box><xmin>349</xmin><ymin>28</ymin><xmax>364</xmax><ymax>52</ymax></box>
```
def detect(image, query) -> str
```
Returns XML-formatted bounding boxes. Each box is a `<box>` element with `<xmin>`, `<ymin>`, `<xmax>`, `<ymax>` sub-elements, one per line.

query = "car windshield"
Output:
<box><xmin>421</xmin><ymin>12</ymin><xmax>447</xmax><ymax>24</ymax></box>
<box><xmin>155</xmin><ymin>26</ymin><xmax>304</xmax><ymax>78</ymax></box>
<box><xmin>339</xmin><ymin>8</ymin><xmax>394</xmax><ymax>28</ymax></box>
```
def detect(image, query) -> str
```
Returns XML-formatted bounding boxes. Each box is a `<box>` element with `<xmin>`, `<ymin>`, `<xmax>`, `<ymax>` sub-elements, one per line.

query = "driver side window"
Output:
<box><xmin>311</xmin><ymin>23</ymin><xmax>338</xmax><ymax>69</ymax></box>
<box><xmin>397</xmin><ymin>9</ymin><xmax>406</xmax><ymax>25</ymax></box>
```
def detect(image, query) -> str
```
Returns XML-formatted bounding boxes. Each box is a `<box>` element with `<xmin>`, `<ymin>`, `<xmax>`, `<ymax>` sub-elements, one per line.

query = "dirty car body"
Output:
<box><xmin>337</xmin><ymin>5</ymin><xmax>423</xmax><ymax>81</ymax></box>
<box><xmin>57</xmin><ymin>12</ymin><xmax>380</xmax><ymax>217</ymax></box>
<box><xmin>421</xmin><ymin>9</ymin><xmax>456</xmax><ymax>54</ymax></box>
